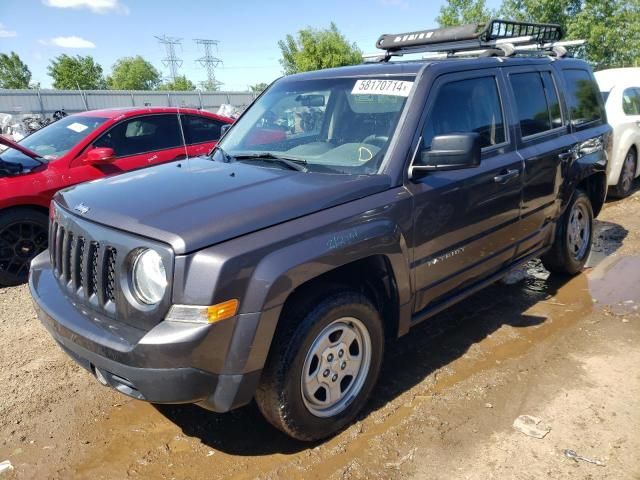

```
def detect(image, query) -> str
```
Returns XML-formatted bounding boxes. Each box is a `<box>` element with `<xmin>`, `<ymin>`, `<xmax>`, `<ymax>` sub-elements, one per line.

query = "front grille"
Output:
<box><xmin>51</xmin><ymin>220</ymin><xmax>118</xmax><ymax>309</ymax></box>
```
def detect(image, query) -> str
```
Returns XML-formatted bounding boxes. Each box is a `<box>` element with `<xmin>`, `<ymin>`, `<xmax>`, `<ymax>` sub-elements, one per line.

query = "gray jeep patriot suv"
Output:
<box><xmin>30</xmin><ymin>20</ymin><xmax>610</xmax><ymax>441</ymax></box>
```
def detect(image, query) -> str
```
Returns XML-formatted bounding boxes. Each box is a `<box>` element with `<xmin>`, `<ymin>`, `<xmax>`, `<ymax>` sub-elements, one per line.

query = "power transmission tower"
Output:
<box><xmin>155</xmin><ymin>35</ymin><xmax>183</xmax><ymax>83</ymax></box>
<box><xmin>194</xmin><ymin>39</ymin><xmax>223</xmax><ymax>90</ymax></box>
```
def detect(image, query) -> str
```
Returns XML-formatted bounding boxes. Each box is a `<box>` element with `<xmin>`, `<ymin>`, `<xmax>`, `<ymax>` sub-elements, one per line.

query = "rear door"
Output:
<box><xmin>504</xmin><ymin>66</ymin><xmax>575</xmax><ymax>260</ymax></box>
<box><xmin>180</xmin><ymin>114</ymin><xmax>226</xmax><ymax>157</ymax></box>
<box><xmin>407</xmin><ymin>69</ymin><xmax>524</xmax><ymax>314</ymax></box>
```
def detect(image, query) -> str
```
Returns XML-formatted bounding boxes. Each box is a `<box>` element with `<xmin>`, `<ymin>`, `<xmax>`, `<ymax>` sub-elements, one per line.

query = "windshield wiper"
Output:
<box><xmin>234</xmin><ymin>153</ymin><xmax>309</xmax><ymax>172</ymax></box>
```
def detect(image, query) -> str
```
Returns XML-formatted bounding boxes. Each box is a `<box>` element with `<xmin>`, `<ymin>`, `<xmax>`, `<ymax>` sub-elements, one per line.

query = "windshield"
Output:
<box><xmin>19</xmin><ymin>115</ymin><xmax>107</xmax><ymax>160</ymax></box>
<box><xmin>216</xmin><ymin>75</ymin><xmax>415</xmax><ymax>174</ymax></box>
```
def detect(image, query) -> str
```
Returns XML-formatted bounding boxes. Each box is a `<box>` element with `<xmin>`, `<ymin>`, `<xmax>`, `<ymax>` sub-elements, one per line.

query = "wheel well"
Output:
<box><xmin>280</xmin><ymin>255</ymin><xmax>401</xmax><ymax>339</ymax></box>
<box><xmin>577</xmin><ymin>172</ymin><xmax>607</xmax><ymax>217</ymax></box>
<box><xmin>1</xmin><ymin>205</ymin><xmax>49</xmax><ymax>218</ymax></box>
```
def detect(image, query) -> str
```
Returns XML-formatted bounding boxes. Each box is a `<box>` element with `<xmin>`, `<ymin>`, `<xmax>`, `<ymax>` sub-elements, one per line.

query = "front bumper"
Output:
<box><xmin>29</xmin><ymin>252</ymin><xmax>262</xmax><ymax>412</ymax></box>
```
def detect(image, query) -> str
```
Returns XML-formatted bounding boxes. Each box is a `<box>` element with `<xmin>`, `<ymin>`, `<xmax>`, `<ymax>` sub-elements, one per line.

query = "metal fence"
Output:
<box><xmin>0</xmin><ymin>89</ymin><xmax>258</xmax><ymax>115</ymax></box>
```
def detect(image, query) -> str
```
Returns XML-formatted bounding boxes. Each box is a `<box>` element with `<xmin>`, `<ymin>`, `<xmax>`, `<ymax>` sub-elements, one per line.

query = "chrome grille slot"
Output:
<box><xmin>74</xmin><ymin>236</ymin><xmax>85</xmax><ymax>291</ymax></box>
<box><xmin>88</xmin><ymin>242</ymin><xmax>100</xmax><ymax>297</ymax></box>
<box><xmin>55</xmin><ymin>226</ymin><xmax>65</xmax><ymax>277</ymax></box>
<box><xmin>104</xmin><ymin>247</ymin><xmax>117</xmax><ymax>303</ymax></box>
<box><xmin>49</xmin><ymin>221</ymin><xmax>58</xmax><ymax>268</ymax></box>
<box><xmin>62</xmin><ymin>232</ymin><xmax>73</xmax><ymax>283</ymax></box>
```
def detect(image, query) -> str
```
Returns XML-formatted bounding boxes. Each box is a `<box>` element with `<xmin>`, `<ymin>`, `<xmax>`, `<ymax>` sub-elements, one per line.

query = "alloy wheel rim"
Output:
<box><xmin>301</xmin><ymin>317</ymin><xmax>372</xmax><ymax>418</ymax></box>
<box><xmin>566</xmin><ymin>202</ymin><xmax>590</xmax><ymax>261</ymax></box>
<box><xmin>0</xmin><ymin>221</ymin><xmax>48</xmax><ymax>280</ymax></box>
<box><xmin>621</xmin><ymin>151</ymin><xmax>636</xmax><ymax>193</ymax></box>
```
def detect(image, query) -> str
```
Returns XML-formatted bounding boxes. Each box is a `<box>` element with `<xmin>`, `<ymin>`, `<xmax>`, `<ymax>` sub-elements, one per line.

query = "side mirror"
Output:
<box><xmin>410</xmin><ymin>133</ymin><xmax>481</xmax><ymax>178</ymax></box>
<box><xmin>85</xmin><ymin>147</ymin><xmax>115</xmax><ymax>165</ymax></box>
<box><xmin>220</xmin><ymin>124</ymin><xmax>232</xmax><ymax>137</ymax></box>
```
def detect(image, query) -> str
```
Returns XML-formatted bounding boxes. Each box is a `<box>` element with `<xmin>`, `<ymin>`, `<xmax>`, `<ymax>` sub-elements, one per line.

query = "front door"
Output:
<box><xmin>406</xmin><ymin>70</ymin><xmax>523</xmax><ymax>314</ymax></box>
<box><xmin>67</xmin><ymin>114</ymin><xmax>186</xmax><ymax>183</ymax></box>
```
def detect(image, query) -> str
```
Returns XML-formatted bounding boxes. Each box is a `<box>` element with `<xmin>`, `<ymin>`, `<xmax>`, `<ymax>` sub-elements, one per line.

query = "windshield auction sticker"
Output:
<box><xmin>66</xmin><ymin>122</ymin><xmax>89</xmax><ymax>133</ymax></box>
<box><xmin>352</xmin><ymin>79</ymin><xmax>413</xmax><ymax>97</ymax></box>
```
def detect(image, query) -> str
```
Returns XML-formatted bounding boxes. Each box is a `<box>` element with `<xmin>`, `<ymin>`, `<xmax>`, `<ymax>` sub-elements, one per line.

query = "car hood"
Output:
<box><xmin>55</xmin><ymin>157</ymin><xmax>392</xmax><ymax>254</ymax></box>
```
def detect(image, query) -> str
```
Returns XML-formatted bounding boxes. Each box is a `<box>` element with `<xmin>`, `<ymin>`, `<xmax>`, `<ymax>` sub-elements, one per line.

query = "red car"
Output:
<box><xmin>0</xmin><ymin>107</ymin><xmax>232</xmax><ymax>286</ymax></box>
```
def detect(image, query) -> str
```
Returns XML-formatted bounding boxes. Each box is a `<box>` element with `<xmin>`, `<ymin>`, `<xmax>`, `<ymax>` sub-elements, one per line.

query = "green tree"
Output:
<box><xmin>249</xmin><ymin>82</ymin><xmax>269</xmax><ymax>93</ymax></box>
<box><xmin>107</xmin><ymin>56</ymin><xmax>160</xmax><ymax>90</ymax></box>
<box><xmin>567</xmin><ymin>0</ymin><xmax>640</xmax><ymax>69</ymax></box>
<box><xmin>278</xmin><ymin>22</ymin><xmax>362</xmax><ymax>75</ymax></box>
<box><xmin>47</xmin><ymin>54</ymin><xmax>106</xmax><ymax>90</ymax></box>
<box><xmin>498</xmin><ymin>0</ymin><xmax>640</xmax><ymax>68</ymax></box>
<box><xmin>436</xmin><ymin>0</ymin><xmax>495</xmax><ymax>27</ymax></box>
<box><xmin>158</xmin><ymin>75</ymin><xmax>196</xmax><ymax>91</ymax></box>
<box><xmin>0</xmin><ymin>51</ymin><xmax>32</xmax><ymax>89</ymax></box>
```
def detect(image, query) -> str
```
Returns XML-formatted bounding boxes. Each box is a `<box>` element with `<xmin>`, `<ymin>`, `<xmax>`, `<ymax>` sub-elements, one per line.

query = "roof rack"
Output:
<box><xmin>369</xmin><ymin>19</ymin><xmax>575</xmax><ymax>62</ymax></box>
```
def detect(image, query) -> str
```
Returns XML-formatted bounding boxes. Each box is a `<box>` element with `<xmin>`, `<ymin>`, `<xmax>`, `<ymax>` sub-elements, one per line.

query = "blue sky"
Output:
<box><xmin>0</xmin><ymin>0</ymin><xmax>502</xmax><ymax>91</ymax></box>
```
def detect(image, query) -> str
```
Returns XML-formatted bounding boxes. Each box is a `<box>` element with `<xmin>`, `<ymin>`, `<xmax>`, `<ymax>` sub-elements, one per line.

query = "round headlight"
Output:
<box><xmin>132</xmin><ymin>249</ymin><xmax>167</xmax><ymax>305</ymax></box>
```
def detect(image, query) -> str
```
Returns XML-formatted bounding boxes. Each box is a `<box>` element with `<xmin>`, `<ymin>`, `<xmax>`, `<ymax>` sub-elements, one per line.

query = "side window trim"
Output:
<box><xmin>92</xmin><ymin>113</ymin><xmax>183</xmax><ymax>159</ymax></box>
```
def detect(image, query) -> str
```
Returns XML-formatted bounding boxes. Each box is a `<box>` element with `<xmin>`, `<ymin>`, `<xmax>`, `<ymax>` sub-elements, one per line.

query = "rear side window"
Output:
<box><xmin>422</xmin><ymin>76</ymin><xmax>505</xmax><ymax>149</ymax></box>
<box><xmin>622</xmin><ymin>87</ymin><xmax>640</xmax><ymax>115</ymax></box>
<box><xmin>510</xmin><ymin>72</ymin><xmax>552</xmax><ymax>137</ymax></box>
<box><xmin>510</xmin><ymin>71</ymin><xmax>563</xmax><ymax>137</ymax></box>
<box><xmin>94</xmin><ymin>115</ymin><xmax>182</xmax><ymax>157</ymax></box>
<box><xmin>562</xmin><ymin>69</ymin><xmax>604</xmax><ymax>128</ymax></box>
<box><xmin>182</xmin><ymin>115</ymin><xmax>224</xmax><ymax>144</ymax></box>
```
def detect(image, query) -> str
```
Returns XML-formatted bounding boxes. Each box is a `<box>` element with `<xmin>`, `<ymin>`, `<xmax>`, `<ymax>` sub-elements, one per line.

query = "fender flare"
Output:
<box><xmin>240</xmin><ymin>219</ymin><xmax>412</xmax><ymax>314</ymax></box>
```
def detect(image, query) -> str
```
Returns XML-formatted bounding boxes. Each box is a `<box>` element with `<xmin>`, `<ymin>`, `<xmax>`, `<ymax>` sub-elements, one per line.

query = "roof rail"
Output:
<box><xmin>371</xmin><ymin>19</ymin><xmax>567</xmax><ymax>61</ymax></box>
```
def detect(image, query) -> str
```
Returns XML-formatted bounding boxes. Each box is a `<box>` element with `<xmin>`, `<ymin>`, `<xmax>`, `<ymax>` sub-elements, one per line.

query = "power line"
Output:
<box><xmin>194</xmin><ymin>38</ymin><xmax>223</xmax><ymax>90</ymax></box>
<box><xmin>155</xmin><ymin>35</ymin><xmax>183</xmax><ymax>83</ymax></box>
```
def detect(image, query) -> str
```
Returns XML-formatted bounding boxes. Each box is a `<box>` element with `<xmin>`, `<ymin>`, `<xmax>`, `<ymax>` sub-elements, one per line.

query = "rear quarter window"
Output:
<box><xmin>561</xmin><ymin>69</ymin><xmax>605</xmax><ymax>129</ymax></box>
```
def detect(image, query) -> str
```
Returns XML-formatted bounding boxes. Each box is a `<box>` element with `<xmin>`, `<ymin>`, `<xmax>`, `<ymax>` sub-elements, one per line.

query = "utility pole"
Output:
<box><xmin>194</xmin><ymin>39</ymin><xmax>223</xmax><ymax>90</ymax></box>
<box><xmin>155</xmin><ymin>35</ymin><xmax>183</xmax><ymax>83</ymax></box>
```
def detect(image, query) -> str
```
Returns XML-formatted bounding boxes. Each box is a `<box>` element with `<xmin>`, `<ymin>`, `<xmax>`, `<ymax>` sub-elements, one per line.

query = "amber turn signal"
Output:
<box><xmin>207</xmin><ymin>299</ymin><xmax>239</xmax><ymax>323</ymax></box>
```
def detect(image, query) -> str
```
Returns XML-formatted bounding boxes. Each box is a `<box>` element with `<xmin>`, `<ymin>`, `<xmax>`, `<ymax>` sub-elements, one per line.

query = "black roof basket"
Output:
<box><xmin>375</xmin><ymin>19</ymin><xmax>564</xmax><ymax>58</ymax></box>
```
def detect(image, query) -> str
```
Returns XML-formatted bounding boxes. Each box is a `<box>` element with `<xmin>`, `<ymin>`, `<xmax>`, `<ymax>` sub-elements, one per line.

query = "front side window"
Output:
<box><xmin>562</xmin><ymin>69</ymin><xmax>604</xmax><ymax>128</ymax></box>
<box><xmin>216</xmin><ymin>76</ymin><xmax>415</xmax><ymax>174</ymax></box>
<box><xmin>182</xmin><ymin>115</ymin><xmax>223</xmax><ymax>144</ymax></box>
<box><xmin>421</xmin><ymin>76</ymin><xmax>505</xmax><ymax>150</ymax></box>
<box><xmin>622</xmin><ymin>87</ymin><xmax>640</xmax><ymax>115</ymax></box>
<box><xmin>94</xmin><ymin>114</ymin><xmax>182</xmax><ymax>157</ymax></box>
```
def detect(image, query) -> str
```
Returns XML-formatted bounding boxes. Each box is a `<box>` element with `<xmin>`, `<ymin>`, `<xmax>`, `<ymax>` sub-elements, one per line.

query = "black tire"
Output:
<box><xmin>0</xmin><ymin>208</ymin><xmax>49</xmax><ymax>287</ymax></box>
<box><xmin>541</xmin><ymin>189</ymin><xmax>593</xmax><ymax>275</ymax></box>
<box><xmin>610</xmin><ymin>148</ymin><xmax>637</xmax><ymax>198</ymax></box>
<box><xmin>255</xmin><ymin>290</ymin><xmax>384</xmax><ymax>441</ymax></box>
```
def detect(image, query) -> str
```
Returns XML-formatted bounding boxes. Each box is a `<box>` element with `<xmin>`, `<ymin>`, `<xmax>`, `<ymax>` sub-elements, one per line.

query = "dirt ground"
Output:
<box><xmin>2</xmin><ymin>188</ymin><xmax>640</xmax><ymax>480</ymax></box>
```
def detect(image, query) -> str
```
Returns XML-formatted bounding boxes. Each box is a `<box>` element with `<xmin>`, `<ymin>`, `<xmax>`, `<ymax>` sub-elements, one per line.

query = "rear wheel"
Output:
<box><xmin>611</xmin><ymin>147</ymin><xmax>637</xmax><ymax>198</ymax></box>
<box><xmin>255</xmin><ymin>290</ymin><xmax>384</xmax><ymax>441</ymax></box>
<box><xmin>541</xmin><ymin>189</ymin><xmax>593</xmax><ymax>275</ymax></box>
<box><xmin>0</xmin><ymin>209</ymin><xmax>48</xmax><ymax>287</ymax></box>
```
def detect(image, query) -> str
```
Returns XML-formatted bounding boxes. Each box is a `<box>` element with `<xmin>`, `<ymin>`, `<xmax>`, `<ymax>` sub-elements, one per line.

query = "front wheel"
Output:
<box><xmin>541</xmin><ymin>189</ymin><xmax>593</xmax><ymax>275</ymax></box>
<box><xmin>255</xmin><ymin>290</ymin><xmax>384</xmax><ymax>441</ymax></box>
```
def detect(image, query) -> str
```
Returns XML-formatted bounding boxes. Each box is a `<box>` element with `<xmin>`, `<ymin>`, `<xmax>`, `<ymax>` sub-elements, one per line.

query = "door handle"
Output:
<box><xmin>493</xmin><ymin>169</ymin><xmax>520</xmax><ymax>184</ymax></box>
<box><xmin>172</xmin><ymin>154</ymin><xmax>187</xmax><ymax>161</ymax></box>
